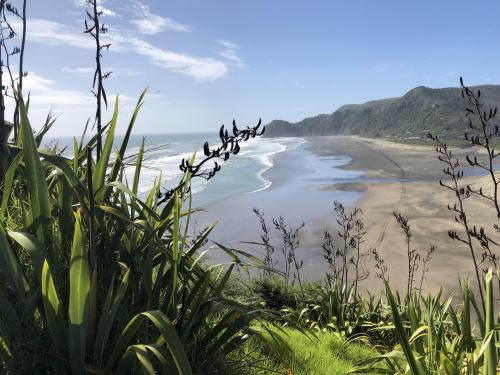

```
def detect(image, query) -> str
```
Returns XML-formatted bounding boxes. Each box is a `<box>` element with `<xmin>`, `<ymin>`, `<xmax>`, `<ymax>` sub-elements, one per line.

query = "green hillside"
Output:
<box><xmin>265</xmin><ymin>85</ymin><xmax>500</xmax><ymax>140</ymax></box>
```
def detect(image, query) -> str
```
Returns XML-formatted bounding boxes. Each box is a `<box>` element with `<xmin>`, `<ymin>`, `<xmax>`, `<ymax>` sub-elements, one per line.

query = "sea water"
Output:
<box><xmin>47</xmin><ymin>133</ymin><xmax>306</xmax><ymax>206</ymax></box>
<box><xmin>47</xmin><ymin>133</ymin><xmax>366</xmax><ymax>276</ymax></box>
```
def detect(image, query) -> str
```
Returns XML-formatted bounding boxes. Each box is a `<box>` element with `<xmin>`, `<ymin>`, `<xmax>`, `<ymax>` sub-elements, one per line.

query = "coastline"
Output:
<box><xmin>313</xmin><ymin>136</ymin><xmax>495</xmax><ymax>294</ymax></box>
<box><xmin>193</xmin><ymin>135</ymin><xmax>494</xmax><ymax>294</ymax></box>
<box><xmin>191</xmin><ymin>138</ymin><xmax>362</xmax><ymax>278</ymax></box>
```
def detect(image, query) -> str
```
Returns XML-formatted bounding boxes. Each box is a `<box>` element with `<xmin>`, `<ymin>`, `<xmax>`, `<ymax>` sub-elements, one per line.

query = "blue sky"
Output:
<box><xmin>10</xmin><ymin>0</ymin><xmax>500</xmax><ymax>136</ymax></box>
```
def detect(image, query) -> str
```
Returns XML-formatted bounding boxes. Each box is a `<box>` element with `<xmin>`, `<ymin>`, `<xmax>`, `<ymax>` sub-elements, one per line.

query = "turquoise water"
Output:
<box><xmin>47</xmin><ymin>132</ymin><xmax>306</xmax><ymax>206</ymax></box>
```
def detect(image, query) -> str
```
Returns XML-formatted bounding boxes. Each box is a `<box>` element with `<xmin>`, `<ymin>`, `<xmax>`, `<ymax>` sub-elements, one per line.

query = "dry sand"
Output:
<box><xmin>313</xmin><ymin>136</ymin><xmax>497</xmax><ymax>294</ymax></box>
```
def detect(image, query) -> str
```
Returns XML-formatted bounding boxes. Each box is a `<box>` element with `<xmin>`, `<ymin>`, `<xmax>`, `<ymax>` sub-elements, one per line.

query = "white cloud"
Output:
<box><xmin>129</xmin><ymin>0</ymin><xmax>191</xmax><ymax>34</ymax></box>
<box><xmin>30</xmin><ymin>91</ymin><xmax>93</xmax><ymax>106</ymax></box>
<box><xmin>15</xmin><ymin>18</ymin><xmax>227</xmax><ymax>81</ymax></box>
<box><xmin>217</xmin><ymin>39</ymin><xmax>238</xmax><ymax>49</ymax></box>
<box><xmin>73</xmin><ymin>0</ymin><xmax>120</xmax><ymax>18</ymax></box>
<box><xmin>3</xmin><ymin>71</ymin><xmax>138</xmax><ymax>137</ymax></box>
<box><xmin>219</xmin><ymin>50</ymin><xmax>241</xmax><ymax>63</ymax></box>
<box><xmin>17</xmin><ymin>72</ymin><xmax>135</xmax><ymax>107</ymax></box>
<box><xmin>99</xmin><ymin>6</ymin><xmax>120</xmax><ymax>18</ymax></box>
<box><xmin>129</xmin><ymin>38</ymin><xmax>227</xmax><ymax>81</ymax></box>
<box><xmin>216</xmin><ymin>40</ymin><xmax>247</xmax><ymax>69</ymax></box>
<box><xmin>23</xmin><ymin>73</ymin><xmax>55</xmax><ymax>91</ymax></box>
<box><xmin>17</xmin><ymin>19</ymin><xmax>93</xmax><ymax>48</ymax></box>
<box><xmin>3</xmin><ymin>72</ymin><xmax>95</xmax><ymax>108</ymax></box>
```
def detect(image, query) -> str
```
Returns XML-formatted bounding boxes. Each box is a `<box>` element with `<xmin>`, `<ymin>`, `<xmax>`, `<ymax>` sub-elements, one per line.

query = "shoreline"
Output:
<box><xmin>193</xmin><ymin>134</ymin><xmax>494</xmax><ymax>294</ymax></box>
<box><xmin>312</xmin><ymin>135</ymin><xmax>494</xmax><ymax>294</ymax></box>
<box><xmin>192</xmin><ymin>138</ymin><xmax>362</xmax><ymax>278</ymax></box>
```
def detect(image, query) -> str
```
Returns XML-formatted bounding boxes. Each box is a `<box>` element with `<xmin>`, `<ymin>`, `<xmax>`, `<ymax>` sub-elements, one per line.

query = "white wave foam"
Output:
<box><xmin>125</xmin><ymin>136</ymin><xmax>305</xmax><ymax>197</ymax></box>
<box><xmin>248</xmin><ymin>137</ymin><xmax>305</xmax><ymax>193</ymax></box>
<box><xmin>124</xmin><ymin>149</ymin><xmax>206</xmax><ymax>194</ymax></box>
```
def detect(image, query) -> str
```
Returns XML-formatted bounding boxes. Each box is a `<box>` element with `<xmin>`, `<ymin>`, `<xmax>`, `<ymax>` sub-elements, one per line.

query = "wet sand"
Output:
<box><xmin>191</xmin><ymin>140</ymin><xmax>363</xmax><ymax>276</ymax></box>
<box><xmin>193</xmin><ymin>135</ymin><xmax>496</xmax><ymax>294</ymax></box>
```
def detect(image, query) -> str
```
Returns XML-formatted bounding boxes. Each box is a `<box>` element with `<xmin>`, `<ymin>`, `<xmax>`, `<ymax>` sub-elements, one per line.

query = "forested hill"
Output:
<box><xmin>264</xmin><ymin>85</ymin><xmax>500</xmax><ymax>140</ymax></box>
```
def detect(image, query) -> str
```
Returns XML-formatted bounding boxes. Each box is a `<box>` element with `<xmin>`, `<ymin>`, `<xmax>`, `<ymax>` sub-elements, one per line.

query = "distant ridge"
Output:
<box><xmin>264</xmin><ymin>85</ymin><xmax>500</xmax><ymax>140</ymax></box>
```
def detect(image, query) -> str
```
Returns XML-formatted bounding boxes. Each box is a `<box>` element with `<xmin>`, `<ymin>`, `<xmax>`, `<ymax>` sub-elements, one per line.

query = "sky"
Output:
<box><xmin>6</xmin><ymin>0</ymin><xmax>500</xmax><ymax>136</ymax></box>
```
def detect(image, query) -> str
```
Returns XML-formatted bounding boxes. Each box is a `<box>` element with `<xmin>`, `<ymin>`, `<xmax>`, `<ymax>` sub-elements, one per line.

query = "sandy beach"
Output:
<box><xmin>193</xmin><ymin>135</ymin><xmax>496</xmax><ymax>294</ymax></box>
<box><xmin>315</xmin><ymin>136</ymin><xmax>496</xmax><ymax>294</ymax></box>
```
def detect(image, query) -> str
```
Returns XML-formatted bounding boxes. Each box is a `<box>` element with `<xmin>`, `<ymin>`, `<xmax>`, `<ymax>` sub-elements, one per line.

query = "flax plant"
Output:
<box><xmin>0</xmin><ymin>92</ymin><xmax>288</xmax><ymax>374</ymax></box>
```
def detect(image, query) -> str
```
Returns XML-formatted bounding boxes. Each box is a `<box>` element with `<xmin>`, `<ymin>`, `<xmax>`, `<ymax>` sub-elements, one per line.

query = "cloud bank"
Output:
<box><xmin>15</xmin><ymin>18</ymin><xmax>227</xmax><ymax>81</ymax></box>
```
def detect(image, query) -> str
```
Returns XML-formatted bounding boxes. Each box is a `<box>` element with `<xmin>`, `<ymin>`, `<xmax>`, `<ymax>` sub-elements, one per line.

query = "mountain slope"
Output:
<box><xmin>265</xmin><ymin>85</ymin><xmax>500</xmax><ymax>139</ymax></box>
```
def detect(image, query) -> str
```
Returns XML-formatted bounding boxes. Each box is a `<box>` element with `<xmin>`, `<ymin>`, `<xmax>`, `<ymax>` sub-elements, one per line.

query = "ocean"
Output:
<box><xmin>48</xmin><ymin>133</ymin><xmax>307</xmax><ymax>206</ymax></box>
<box><xmin>47</xmin><ymin>132</ymin><xmax>368</xmax><ymax>278</ymax></box>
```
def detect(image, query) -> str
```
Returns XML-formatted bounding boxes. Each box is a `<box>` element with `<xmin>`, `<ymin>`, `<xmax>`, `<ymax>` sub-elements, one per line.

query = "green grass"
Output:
<box><xmin>237</xmin><ymin>327</ymin><xmax>378</xmax><ymax>375</ymax></box>
<box><xmin>279</xmin><ymin>328</ymin><xmax>377</xmax><ymax>375</ymax></box>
